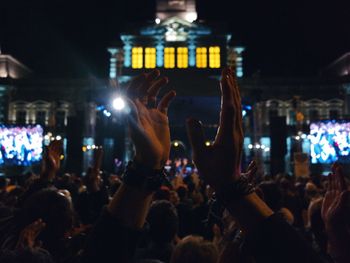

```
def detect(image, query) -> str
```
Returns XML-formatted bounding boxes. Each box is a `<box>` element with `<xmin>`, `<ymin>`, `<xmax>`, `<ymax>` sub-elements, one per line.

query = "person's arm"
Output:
<box><xmin>187</xmin><ymin>68</ymin><xmax>322</xmax><ymax>263</ymax></box>
<box><xmin>41</xmin><ymin>140</ymin><xmax>62</xmax><ymax>181</ymax></box>
<box><xmin>81</xmin><ymin>69</ymin><xmax>176</xmax><ymax>263</ymax></box>
<box><xmin>85</xmin><ymin>147</ymin><xmax>104</xmax><ymax>193</ymax></box>
<box><xmin>321</xmin><ymin>164</ymin><xmax>350</xmax><ymax>263</ymax></box>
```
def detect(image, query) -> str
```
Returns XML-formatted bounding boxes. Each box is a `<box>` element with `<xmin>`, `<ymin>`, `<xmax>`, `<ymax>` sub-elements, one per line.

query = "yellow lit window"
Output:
<box><xmin>164</xmin><ymin>47</ymin><xmax>175</xmax><ymax>68</ymax></box>
<box><xmin>177</xmin><ymin>47</ymin><xmax>188</xmax><ymax>68</ymax></box>
<box><xmin>209</xmin><ymin>46</ymin><xmax>221</xmax><ymax>68</ymax></box>
<box><xmin>196</xmin><ymin>47</ymin><xmax>207</xmax><ymax>68</ymax></box>
<box><xmin>145</xmin><ymin>48</ymin><xmax>156</xmax><ymax>69</ymax></box>
<box><xmin>132</xmin><ymin>47</ymin><xmax>143</xmax><ymax>69</ymax></box>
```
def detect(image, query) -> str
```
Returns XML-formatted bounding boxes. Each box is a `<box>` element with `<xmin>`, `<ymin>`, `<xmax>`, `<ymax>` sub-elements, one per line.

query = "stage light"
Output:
<box><xmin>103</xmin><ymin>109</ymin><xmax>111</xmax><ymax>117</ymax></box>
<box><xmin>113</xmin><ymin>97</ymin><xmax>126</xmax><ymax>111</ymax></box>
<box><xmin>56</xmin><ymin>135</ymin><xmax>62</xmax><ymax>140</ymax></box>
<box><xmin>185</xmin><ymin>12</ymin><xmax>197</xmax><ymax>23</ymax></box>
<box><xmin>248</xmin><ymin>144</ymin><xmax>253</xmax><ymax>149</ymax></box>
<box><xmin>205</xmin><ymin>141</ymin><xmax>211</xmax><ymax>147</ymax></box>
<box><xmin>155</xmin><ymin>18</ymin><xmax>161</xmax><ymax>24</ymax></box>
<box><xmin>174</xmin><ymin>141</ymin><xmax>179</xmax><ymax>147</ymax></box>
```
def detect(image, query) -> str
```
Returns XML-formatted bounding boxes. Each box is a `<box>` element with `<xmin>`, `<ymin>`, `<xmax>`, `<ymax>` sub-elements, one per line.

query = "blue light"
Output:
<box><xmin>237</xmin><ymin>69</ymin><xmax>243</xmax><ymax>78</ymax></box>
<box><xmin>156</xmin><ymin>44</ymin><xmax>164</xmax><ymax>67</ymax></box>
<box><xmin>188</xmin><ymin>44</ymin><xmax>196</xmax><ymax>67</ymax></box>
<box><xmin>96</xmin><ymin>105</ymin><xmax>105</xmax><ymax>111</ymax></box>
<box><xmin>103</xmin><ymin>109</ymin><xmax>112</xmax><ymax>117</ymax></box>
<box><xmin>124</xmin><ymin>44</ymin><xmax>131</xmax><ymax>67</ymax></box>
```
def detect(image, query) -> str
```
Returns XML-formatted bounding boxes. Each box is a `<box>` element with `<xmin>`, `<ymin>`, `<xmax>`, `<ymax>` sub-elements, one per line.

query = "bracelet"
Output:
<box><xmin>121</xmin><ymin>160</ymin><xmax>166</xmax><ymax>192</ymax></box>
<box><xmin>215</xmin><ymin>176</ymin><xmax>255</xmax><ymax>206</ymax></box>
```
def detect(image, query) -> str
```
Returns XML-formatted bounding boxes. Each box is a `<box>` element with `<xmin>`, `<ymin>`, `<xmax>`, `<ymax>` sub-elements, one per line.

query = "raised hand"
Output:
<box><xmin>126</xmin><ymin>69</ymin><xmax>176</xmax><ymax>169</ymax></box>
<box><xmin>321</xmin><ymin>163</ymin><xmax>350</xmax><ymax>262</ymax></box>
<box><xmin>92</xmin><ymin>147</ymin><xmax>103</xmax><ymax>175</ymax></box>
<box><xmin>16</xmin><ymin>219</ymin><xmax>46</xmax><ymax>249</ymax></box>
<box><xmin>186</xmin><ymin>68</ymin><xmax>243</xmax><ymax>191</ymax></box>
<box><xmin>86</xmin><ymin>147</ymin><xmax>104</xmax><ymax>192</ymax></box>
<box><xmin>321</xmin><ymin>164</ymin><xmax>349</xmax><ymax>228</ymax></box>
<box><xmin>242</xmin><ymin>160</ymin><xmax>258</xmax><ymax>182</ymax></box>
<box><xmin>41</xmin><ymin>140</ymin><xmax>63</xmax><ymax>180</ymax></box>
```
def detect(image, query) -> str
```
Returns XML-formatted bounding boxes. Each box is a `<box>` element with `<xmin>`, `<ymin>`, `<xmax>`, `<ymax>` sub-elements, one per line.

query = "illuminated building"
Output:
<box><xmin>0</xmin><ymin>0</ymin><xmax>349</xmax><ymax>175</ymax></box>
<box><xmin>106</xmin><ymin>0</ymin><xmax>245</xmax><ymax>163</ymax></box>
<box><xmin>107</xmin><ymin>0</ymin><xmax>245</xmax><ymax>81</ymax></box>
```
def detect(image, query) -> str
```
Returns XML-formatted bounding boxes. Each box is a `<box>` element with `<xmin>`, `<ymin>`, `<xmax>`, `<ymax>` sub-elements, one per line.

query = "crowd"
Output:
<box><xmin>0</xmin><ymin>68</ymin><xmax>349</xmax><ymax>263</ymax></box>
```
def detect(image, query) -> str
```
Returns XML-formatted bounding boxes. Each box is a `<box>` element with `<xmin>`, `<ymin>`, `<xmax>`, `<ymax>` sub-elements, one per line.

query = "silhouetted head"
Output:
<box><xmin>19</xmin><ymin>189</ymin><xmax>73</xmax><ymax>250</ymax></box>
<box><xmin>170</xmin><ymin>236</ymin><xmax>218</xmax><ymax>263</ymax></box>
<box><xmin>147</xmin><ymin>200</ymin><xmax>178</xmax><ymax>244</ymax></box>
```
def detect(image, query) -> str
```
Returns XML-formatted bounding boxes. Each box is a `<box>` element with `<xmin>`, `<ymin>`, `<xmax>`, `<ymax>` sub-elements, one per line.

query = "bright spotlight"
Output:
<box><xmin>174</xmin><ymin>142</ymin><xmax>179</xmax><ymax>147</ymax></box>
<box><xmin>185</xmin><ymin>12</ymin><xmax>197</xmax><ymax>22</ymax></box>
<box><xmin>155</xmin><ymin>18</ymin><xmax>161</xmax><ymax>24</ymax></box>
<box><xmin>205</xmin><ymin>141</ymin><xmax>211</xmax><ymax>147</ymax></box>
<box><xmin>113</xmin><ymin>97</ymin><xmax>126</xmax><ymax>111</ymax></box>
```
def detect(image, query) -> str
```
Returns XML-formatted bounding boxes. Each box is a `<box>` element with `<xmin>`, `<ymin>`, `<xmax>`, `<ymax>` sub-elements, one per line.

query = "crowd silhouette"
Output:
<box><xmin>0</xmin><ymin>68</ymin><xmax>349</xmax><ymax>263</ymax></box>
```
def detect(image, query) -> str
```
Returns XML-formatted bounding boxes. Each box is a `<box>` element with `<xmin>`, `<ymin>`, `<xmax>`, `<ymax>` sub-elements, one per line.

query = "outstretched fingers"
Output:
<box><xmin>157</xmin><ymin>90</ymin><xmax>176</xmax><ymax>114</ymax></box>
<box><xmin>216</xmin><ymin>68</ymin><xmax>235</xmax><ymax>143</ymax></box>
<box><xmin>229</xmin><ymin>69</ymin><xmax>243</xmax><ymax>135</ymax></box>
<box><xmin>139</xmin><ymin>70</ymin><xmax>161</xmax><ymax>103</ymax></box>
<box><xmin>148</xmin><ymin>77</ymin><xmax>169</xmax><ymax>107</ymax></box>
<box><xmin>246</xmin><ymin>160</ymin><xmax>258</xmax><ymax>181</ymax></box>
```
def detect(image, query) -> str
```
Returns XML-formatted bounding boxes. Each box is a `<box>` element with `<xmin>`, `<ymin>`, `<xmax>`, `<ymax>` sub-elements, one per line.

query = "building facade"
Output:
<box><xmin>1</xmin><ymin>0</ymin><xmax>349</xmax><ymax>175</ymax></box>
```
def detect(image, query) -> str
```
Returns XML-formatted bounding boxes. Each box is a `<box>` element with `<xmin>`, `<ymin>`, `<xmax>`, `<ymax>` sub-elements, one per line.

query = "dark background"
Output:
<box><xmin>1</xmin><ymin>0</ymin><xmax>349</xmax><ymax>78</ymax></box>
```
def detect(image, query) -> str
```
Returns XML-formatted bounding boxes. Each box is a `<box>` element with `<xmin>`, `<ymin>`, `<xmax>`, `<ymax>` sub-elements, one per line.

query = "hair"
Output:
<box><xmin>147</xmin><ymin>200</ymin><xmax>178</xmax><ymax>244</ymax></box>
<box><xmin>18</xmin><ymin>189</ymin><xmax>74</xmax><ymax>252</ymax></box>
<box><xmin>170</xmin><ymin>236</ymin><xmax>218</xmax><ymax>263</ymax></box>
<box><xmin>154</xmin><ymin>186</ymin><xmax>171</xmax><ymax>201</ymax></box>
<box><xmin>176</xmin><ymin>186</ymin><xmax>188</xmax><ymax>201</ymax></box>
<box><xmin>308</xmin><ymin>198</ymin><xmax>327</xmax><ymax>254</ymax></box>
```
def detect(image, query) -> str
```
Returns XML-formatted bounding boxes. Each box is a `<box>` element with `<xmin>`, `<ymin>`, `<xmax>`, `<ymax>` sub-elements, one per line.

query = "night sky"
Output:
<box><xmin>1</xmin><ymin>0</ymin><xmax>350</xmax><ymax>78</ymax></box>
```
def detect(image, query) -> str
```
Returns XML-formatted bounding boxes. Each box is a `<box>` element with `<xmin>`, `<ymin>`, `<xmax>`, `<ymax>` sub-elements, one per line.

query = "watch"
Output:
<box><xmin>122</xmin><ymin>160</ymin><xmax>166</xmax><ymax>192</ymax></box>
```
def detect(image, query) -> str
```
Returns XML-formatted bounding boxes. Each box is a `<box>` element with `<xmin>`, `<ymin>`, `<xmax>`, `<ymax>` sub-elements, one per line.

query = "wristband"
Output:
<box><xmin>122</xmin><ymin>160</ymin><xmax>166</xmax><ymax>192</ymax></box>
<box><xmin>215</xmin><ymin>175</ymin><xmax>255</xmax><ymax>206</ymax></box>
